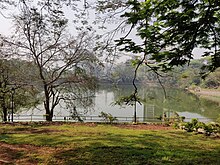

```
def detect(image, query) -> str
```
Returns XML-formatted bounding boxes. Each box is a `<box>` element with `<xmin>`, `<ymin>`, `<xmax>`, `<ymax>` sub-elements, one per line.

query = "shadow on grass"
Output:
<box><xmin>53</xmin><ymin>145</ymin><xmax>157</xmax><ymax>165</ymax></box>
<box><xmin>50</xmin><ymin>133</ymin><xmax>220</xmax><ymax>165</ymax></box>
<box><xmin>52</xmin><ymin>144</ymin><xmax>220</xmax><ymax>165</ymax></box>
<box><xmin>1</xmin><ymin>127</ymin><xmax>220</xmax><ymax>165</ymax></box>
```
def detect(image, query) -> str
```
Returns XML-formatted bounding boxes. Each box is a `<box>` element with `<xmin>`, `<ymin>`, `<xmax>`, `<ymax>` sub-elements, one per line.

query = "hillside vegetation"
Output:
<box><xmin>109</xmin><ymin>59</ymin><xmax>220</xmax><ymax>89</ymax></box>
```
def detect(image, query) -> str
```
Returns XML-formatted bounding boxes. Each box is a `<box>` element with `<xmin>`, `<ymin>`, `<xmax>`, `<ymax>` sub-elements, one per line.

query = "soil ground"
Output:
<box><xmin>0</xmin><ymin>142</ymin><xmax>59</xmax><ymax>165</ymax></box>
<box><xmin>196</xmin><ymin>89</ymin><xmax>220</xmax><ymax>97</ymax></box>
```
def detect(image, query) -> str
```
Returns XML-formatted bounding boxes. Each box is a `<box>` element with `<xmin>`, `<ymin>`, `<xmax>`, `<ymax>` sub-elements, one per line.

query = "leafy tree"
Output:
<box><xmin>96</xmin><ymin>0</ymin><xmax>220</xmax><ymax>89</ymax></box>
<box><xmin>115</xmin><ymin>0</ymin><xmax>220</xmax><ymax>72</ymax></box>
<box><xmin>95</xmin><ymin>0</ymin><xmax>220</xmax><ymax>108</ymax></box>
<box><xmin>0</xmin><ymin>59</ymin><xmax>40</xmax><ymax>122</ymax></box>
<box><xmin>111</xmin><ymin>60</ymin><xmax>136</xmax><ymax>84</ymax></box>
<box><xmin>202</xmin><ymin>68</ymin><xmax>220</xmax><ymax>88</ymax></box>
<box><xmin>0</xmin><ymin>59</ymin><xmax>12</xmax><ymax>121</ymax></box>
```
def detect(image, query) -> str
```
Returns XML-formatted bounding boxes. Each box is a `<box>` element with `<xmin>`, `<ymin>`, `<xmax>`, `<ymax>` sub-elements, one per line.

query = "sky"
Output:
<box><xmin>0</xmin><ymin>1</ymin><xmax>204</xmax><ymax>62</ymax></box>
<box><xmin>0</xmin><ymin>13</ymin><xmax>14</xmax><ymax>35</ymax></box>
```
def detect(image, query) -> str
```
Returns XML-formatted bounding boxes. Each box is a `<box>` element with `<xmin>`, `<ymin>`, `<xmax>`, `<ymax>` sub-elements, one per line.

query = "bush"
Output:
<box><xmin>180</xmin><ymin>116</ymin><xmax>185</xmax><ymax>122</ymax></box>
<box><xmin>99</xmin><ymin>111</ymin><xmax>118</xmax><ymax>124</ymax></box>
<box><xmin>180</xmin><ymin>118</ymin><xmax>220</xmax><ymax>136</ymax></box>
<box><xmin>163</xmin><ymin>112</ymin><xmax>185</xmax><ymax>125</ymax></box>
<box><xmin>184</xmin><ymin>122</ymin><xmax>194</xmax><ymax>132</ymax></box>
<box><xmin>191</xmin><ymin>118</ymin><xmax>198</xmax><ymax>126</ymax></box>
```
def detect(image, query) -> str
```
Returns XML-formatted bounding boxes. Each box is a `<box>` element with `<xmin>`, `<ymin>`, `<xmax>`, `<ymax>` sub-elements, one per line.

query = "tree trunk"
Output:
<box><xmin>44</xmin><ymin>85</ymin><xmax>53</xmax><ymax>121</ymax></box>
<box><xmin>1</xmin><ymin>101</ymin><xmax>7</xmax><ymax>122</ymax></box>
<box><xmin>46</xmin><ymin>113</ymin><xmax>53</xmax><ymax>121</ymax></box>
<box><xmin>45</xmin><ymin>104</ymin><xmax>53</xmax><ymax>121</ymax></box>
<box><xmin>2</xmin><ymin>107</ymin><xmax>7</xmax><ymax>122</ymax></box>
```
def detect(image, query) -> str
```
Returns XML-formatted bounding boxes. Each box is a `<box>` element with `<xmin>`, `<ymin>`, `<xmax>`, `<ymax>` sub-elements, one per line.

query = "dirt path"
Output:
<box><xmin>0</xmin><ymin>142</ymin><xmax>36</xmax><ymax>164</ymax></box>
<box><xmin>0</xmin><ymin>142</ymin><xmax>59</xmax><ymax>165</ymax></box>
<box><xmin>196</xmin><ymin>89</ymin><xmax>220</xmax><ymax>97</ymax></box>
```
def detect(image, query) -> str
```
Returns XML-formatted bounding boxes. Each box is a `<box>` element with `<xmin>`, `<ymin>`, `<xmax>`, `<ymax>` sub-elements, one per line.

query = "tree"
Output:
<box><xmin>115</xmin><ymin>0</ymin><xmax>220</xmax><ymax>73</ymax></box>
<box><xmin>0</xmin><ymin>59</ymin><xmax>40</xmax><ymax>122</ymax></box>
<box><xmin>111</xmin><ymin>60</ymin><xmax>136</xmax><ymax>84</ymax></box>
<box><xmin>0</xmin><ymin>59</ymin><xmax>12</xmax><ymax>122</ymax></box>
<box><xmin>95</xmin><ymin>0</ymin><xmax>220</xmax><ymax>108</ymax></box>
<box><xmin>0</xmin><ymin>0</ymin><xmax>15</xmax><ymax>10</ymax></box>
<box><xmin>203</xmin><ymin>68</ymin><xmax>220</xmax><ymax>88</ymax></box>
<box><xmin>3</xmin><ymin>1</ymin><xmax>97</xmax><ymax>121</ymax></box>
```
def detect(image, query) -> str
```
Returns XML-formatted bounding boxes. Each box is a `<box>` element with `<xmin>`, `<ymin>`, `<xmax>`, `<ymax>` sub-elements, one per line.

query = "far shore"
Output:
<box><xmin>189</xmin><ymin>88</ymin><xmax>220</xmax><ymax>104</ymax></box>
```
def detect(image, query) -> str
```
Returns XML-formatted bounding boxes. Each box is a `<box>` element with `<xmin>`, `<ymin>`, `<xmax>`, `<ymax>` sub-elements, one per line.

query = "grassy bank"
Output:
<box><xmin>0</xmin><ymin>123</ymin><xmax>220</xmax><ymax>164</ymax></box>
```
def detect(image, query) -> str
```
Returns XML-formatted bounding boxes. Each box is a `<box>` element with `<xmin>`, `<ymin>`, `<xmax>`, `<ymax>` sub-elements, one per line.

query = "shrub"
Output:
<box><xmin>191</xmin><ymin>118</ymin><xmax>198</xmax><ymax>126</ymax></box>
<box><xmin>99</xmin><ymin>111</ymin><xmax>118</xmax><ymax>124</ymax></box>
<box><xmin>180</xmin><ymin>116</ymin><xmax>185</xmax><ymax>122</ymax></box>
<box><xmin>183</xmin><ymin>118</ymin><xmax>198</xmax><ymax>132</ymax></box>
<box><xmin>181</xmin><ymin>118</ymin><xmax>220</xmax><ymax>136</ymax></box>
<box><xmin>184</xmin><ymin>122</ymin><xmax>194</xmax><ymax>132</ymax></box>
<box><xmin>195</xmin><ymin>121</ymin><xmax>206</xmax><ymax>130</ymax></box>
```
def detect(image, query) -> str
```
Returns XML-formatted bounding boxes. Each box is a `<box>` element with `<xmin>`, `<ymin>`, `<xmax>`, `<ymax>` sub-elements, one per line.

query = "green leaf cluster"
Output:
<box><xmin>117</xmin><ymin>0</ymin><xmax>220</xmax><ymax>73</ymax></box>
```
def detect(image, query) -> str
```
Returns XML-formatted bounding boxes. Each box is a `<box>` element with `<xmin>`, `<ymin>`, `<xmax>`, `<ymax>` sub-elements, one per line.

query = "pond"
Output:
<box><xmin>15</xmin><ymin>84</ymin><xmax>220</xmax><ymax>122</ymax></box>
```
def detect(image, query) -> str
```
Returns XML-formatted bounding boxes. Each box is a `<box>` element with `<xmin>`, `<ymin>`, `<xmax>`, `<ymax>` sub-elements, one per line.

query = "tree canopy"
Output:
<box><xmin>114</xmin><ymin>0</ymin><xmax>220</xmax><ymax>74</ymax></box>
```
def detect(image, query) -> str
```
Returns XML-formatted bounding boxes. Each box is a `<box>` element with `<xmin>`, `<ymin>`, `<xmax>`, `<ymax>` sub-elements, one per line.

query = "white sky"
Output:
<box><xmin>0</xmin><ymin>14</ymin><xmax>14</xmax><ymax>36</ymax></box>
<box><xmin>0</xmin><ymin>2</ymin><xmax>204</xmax><ymax>61</ymax></box>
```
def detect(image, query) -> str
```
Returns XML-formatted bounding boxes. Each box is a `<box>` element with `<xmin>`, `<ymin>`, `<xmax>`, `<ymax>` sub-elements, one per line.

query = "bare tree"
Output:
<box><xmin>4</xmin><ymin>1</ymin><xmax>97</xmax><ymax>121</ymax></box>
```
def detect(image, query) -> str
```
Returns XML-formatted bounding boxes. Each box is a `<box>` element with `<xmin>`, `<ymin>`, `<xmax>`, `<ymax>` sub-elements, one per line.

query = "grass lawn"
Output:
<box><xmin>0</xmin><ymin>122</ymin><xmax>220</xmax><ymax>165</ymax></box>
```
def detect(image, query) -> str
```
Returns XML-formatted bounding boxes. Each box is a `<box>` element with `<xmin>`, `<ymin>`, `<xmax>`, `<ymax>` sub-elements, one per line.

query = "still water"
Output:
<box><xmin>16</xmin><ymin>85</ymin><xmax>220</xmax><ymax>122</ymax></box>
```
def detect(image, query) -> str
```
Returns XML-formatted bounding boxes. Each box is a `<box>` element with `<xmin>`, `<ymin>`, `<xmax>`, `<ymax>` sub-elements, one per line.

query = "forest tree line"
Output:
<box><xmin>108</xmin><ymin>58</ymin><xmax>220</xmax><ymax>89</ymax></box>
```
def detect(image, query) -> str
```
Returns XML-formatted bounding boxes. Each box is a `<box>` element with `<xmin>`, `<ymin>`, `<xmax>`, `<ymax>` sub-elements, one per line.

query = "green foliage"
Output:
<box><xmin>191</xmin><ymin>118</ymin><xmax>198</xmax><ymax>127</ymax></box>
<box><xmin>184</xmin><ymin>122</ymin><xmax>194</xmax><ymax>132</ymax></box>
<box><xmin>180</xmin><ymin>116</ymin><xmax>186</xmax><ymax>123</ymax></box>
<box><xmin>98</xmin><ymin>111</ymin><xmax>118</xmax><ymax>124</ymax></box>
<box><xmin>180</xmin><ymin>118</ymin><xmax>220</xmax><ymax>135</ymax></box>
<box><xmin>114</xmin><ymin>93</ymin><xmax>142</xmax><ymax>106</ymax></box>
<box><xmin>111</xmin><ymin>58</ymin><xmax>207</xmax><ymax>88</ymax></box>
<box><xmin>202</xmin><ymin>68</ymin><xmax>220</xmax><ymax>88</ymax></box>
<box><xmin>183</xmin><ymin>118</ymin><xmax>208</xmax><ymax>132</ymax></box>
<box><xmin>116</xmin><ymin>0</ymin><xmax>220</xmax><ymax>75</ymax></box>
<box><xmin>0</xmin><ymin>59</ymin><xmax>41</xmax><ymax>121</ymax></box>
<box><xmin>131</xmin><ymin>58</ymin><xmax>141</xmax><ymax>67</ymax></box>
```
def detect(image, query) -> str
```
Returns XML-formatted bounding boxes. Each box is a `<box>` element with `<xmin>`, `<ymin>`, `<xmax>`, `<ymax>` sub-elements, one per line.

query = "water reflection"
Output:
<box><xmin>109</xmin><ymin>85</ymin><xmax>220</xmax><ymax>122</ymax></box>
<box><xmin>16</xmin><ymin>84</ymin><xmax>220</xmax><ymax>122</ymax></box>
